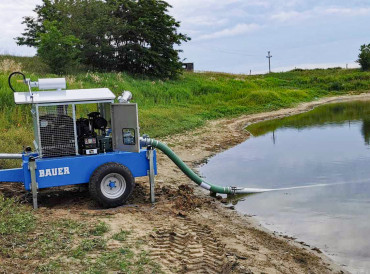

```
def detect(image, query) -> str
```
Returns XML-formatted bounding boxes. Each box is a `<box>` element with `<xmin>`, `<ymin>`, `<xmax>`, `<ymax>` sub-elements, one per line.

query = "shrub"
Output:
<box><xmin>328</xmin><ymin>81</ymin><xmax>343</xmax><ymax>91</ymax></box>
<box><xmin>246</xmin><ymin>90</ymin><xmax>281</xmax><ymax>105</ymax></box>
<box><xmin>357</xmin><ymin>44</ymin><xmax>370</xmax><ymax>71</ymax></box>
<box><xmin>37</xmin><ymin>21</ymin><xmax>81</xmax><ymax>74</ymax></box>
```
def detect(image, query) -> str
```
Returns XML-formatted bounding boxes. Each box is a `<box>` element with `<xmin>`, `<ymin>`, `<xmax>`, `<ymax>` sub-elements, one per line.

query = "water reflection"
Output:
<box><xmin>200</xmin><ymin>100</ymin><xmax>370</xmax><ymax>273</ymax></box>
<box><xmin>362</xmin><ymin>119</ymin><xmax>370</xmax><ymax>145</ymax></box>
<box><xmin>247</xmin><ymin>101</ymin><xmax>370</xmax><ymax>146</ymax></box>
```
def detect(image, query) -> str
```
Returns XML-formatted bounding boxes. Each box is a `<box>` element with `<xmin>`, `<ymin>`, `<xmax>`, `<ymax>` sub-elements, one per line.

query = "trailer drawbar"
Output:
<box><xmin>0</xmin><ymin>73</ymin><xmax>262</xmax><ymax>209</ymax></box>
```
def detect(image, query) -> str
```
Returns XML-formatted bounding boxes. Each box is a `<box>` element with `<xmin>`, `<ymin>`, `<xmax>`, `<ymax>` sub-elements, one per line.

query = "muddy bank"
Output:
<box><xmin>147</xmin><ymin>93</ymin><xmax>370</xmax><ymax>273</ymax></box>
<box><xmin>3</xmin><ymin>93</ymin><xmax>370</xmax><ymax>273</ymax></box>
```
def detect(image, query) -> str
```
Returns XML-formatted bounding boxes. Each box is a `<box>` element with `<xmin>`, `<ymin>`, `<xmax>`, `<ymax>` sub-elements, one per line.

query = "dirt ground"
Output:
<box><xmin>2</xmin><ymin>93</ymin><xmax>370</xmax><ymax>273</ymax></box>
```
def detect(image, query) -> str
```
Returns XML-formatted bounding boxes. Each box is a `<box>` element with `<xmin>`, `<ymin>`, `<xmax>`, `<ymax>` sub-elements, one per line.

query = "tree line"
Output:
<box><xmin>17</xmin><ymin>0</ymin><xmax>190</xmax><ymax>78</ymax></box>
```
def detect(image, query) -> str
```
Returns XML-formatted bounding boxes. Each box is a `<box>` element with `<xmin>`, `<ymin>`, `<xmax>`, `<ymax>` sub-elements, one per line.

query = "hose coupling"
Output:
<box><xmin>140</xmin><ymin>135</ymin><xmax>151</xmax><ymax>147</ymax></box>
<box><xmin>230</xmin><ymin>186</ymin><xmax>238</xmax><ymax>195</ymax></box>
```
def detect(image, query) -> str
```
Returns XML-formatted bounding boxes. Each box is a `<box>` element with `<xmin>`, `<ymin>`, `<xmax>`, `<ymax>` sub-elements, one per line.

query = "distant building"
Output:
<box><xmin>182</xmin><ymin>63</ymin><xmax>194</xmax><ymax>71</ymax></box>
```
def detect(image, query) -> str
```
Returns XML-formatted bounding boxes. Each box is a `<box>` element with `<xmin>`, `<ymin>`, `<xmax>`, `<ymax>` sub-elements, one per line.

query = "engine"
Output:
<box><xmin>76</xmin><ymin>112</ymin><xmax>112</xmax><ymax>155</ymax></box>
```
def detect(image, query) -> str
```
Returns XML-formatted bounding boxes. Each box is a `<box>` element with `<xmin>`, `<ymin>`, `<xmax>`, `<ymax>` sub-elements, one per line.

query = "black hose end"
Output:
<box><xmin>8</xmin><ymin>71</ymin><xmax>26</xmax><ymax>93</ymax></box>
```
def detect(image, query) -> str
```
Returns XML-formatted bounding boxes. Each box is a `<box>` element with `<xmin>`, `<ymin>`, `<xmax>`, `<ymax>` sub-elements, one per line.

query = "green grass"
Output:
<box><xmin>0</xmin><ymin>194</ymin><xmax>161</xmax><ymax>273</ymax></box>
<box><xmin>112</xmin><ymin>229</ymin><xmax>132</xmax><ymax>242</ymax></box>
<box><xmin>71</xmin><ymin>238</ymin><xmax>107</xmax><ymax>258</ymax></box>
<box><xmin>89</xmin><ymin>221</ymin><xmax>110</xmax><ymax>236</ymax></box>
<box><xmin>0</xmin><ymin>195</ymin><xmax>35</xmax><ymax>235</ymax></box>
<box><xmin>1</xmin><ymin>55</ymin><xmax>370</xmax><ymax>144</ymax></box>
<box><xmin>84</xmin><ymin>248</ymin><xmax>162</xmax><ymax>274</ymax></box>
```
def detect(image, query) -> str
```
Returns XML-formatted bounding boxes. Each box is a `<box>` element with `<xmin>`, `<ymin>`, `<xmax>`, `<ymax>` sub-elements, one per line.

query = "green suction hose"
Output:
<box><xmin>141</xmin><ymin>137</ymin><xmax>270</xmax><ymax>195</ymax></box>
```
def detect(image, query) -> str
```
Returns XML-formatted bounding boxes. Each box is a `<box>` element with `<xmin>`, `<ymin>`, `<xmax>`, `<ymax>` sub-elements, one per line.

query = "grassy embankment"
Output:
<box><xmin>1</xmin><ymin>55</ymin><xmax>370</xmax><ymax>272</ymax></box>
<box><xmin>1</xmin><ymin>55</ymin><xmax>370</xmax><ymax>147</ymax></box>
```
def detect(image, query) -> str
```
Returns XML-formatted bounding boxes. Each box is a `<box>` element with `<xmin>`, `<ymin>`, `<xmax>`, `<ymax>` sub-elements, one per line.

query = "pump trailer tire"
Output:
<box><xmin>89</xmin><ymin>162</ymin><xmax>135</xmax><ymax>208</ymax></box>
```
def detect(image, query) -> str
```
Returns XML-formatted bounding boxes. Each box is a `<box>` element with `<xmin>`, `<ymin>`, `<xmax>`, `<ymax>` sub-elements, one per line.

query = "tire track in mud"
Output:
<box><xmin>150</xmin><ymin>217</ymin><xmax>229</xmax><ymax>273</ymax></box>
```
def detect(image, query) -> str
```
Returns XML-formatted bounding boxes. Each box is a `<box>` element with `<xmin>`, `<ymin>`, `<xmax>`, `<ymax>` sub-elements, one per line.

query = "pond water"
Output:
<box><xmin>200</xmin><ymin>101</ymin><xmax>370</xmax><ymax>273</ymax></box>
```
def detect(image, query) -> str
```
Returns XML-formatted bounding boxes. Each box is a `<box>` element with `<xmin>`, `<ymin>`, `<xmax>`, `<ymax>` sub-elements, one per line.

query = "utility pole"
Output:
<box><xmin>266</xmin><ymin>51</ymin><xmax>272</xmax><ymax>73</ymax></box>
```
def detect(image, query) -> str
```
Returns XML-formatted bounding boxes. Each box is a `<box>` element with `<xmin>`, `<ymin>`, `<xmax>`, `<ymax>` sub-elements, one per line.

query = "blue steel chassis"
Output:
<box><xmin>0</xmin><ymin>149</ymin><xmax>157</xmax><ymax>208</ymax></box>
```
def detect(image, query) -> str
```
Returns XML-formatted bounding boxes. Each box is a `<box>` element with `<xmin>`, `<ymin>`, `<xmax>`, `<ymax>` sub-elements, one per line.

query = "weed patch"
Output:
<box><xmin>0</xmin><ymin>194</ymin><xmax>34</xmax><ymax>235</ymax></box>
<box><xmin>112</xmin><ymin>229</ymin><xmax>131</xmax><ymax>242</ymax></box>
<box><xmin>89</xmin><ymin>221</ymin><xmax>109</xmax><ymax>236</ymax></box>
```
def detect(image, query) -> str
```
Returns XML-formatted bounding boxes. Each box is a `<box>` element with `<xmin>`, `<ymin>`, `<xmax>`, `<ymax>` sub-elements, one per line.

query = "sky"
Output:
<box><xmin>1</xmin><ymin>0</ymin><xmax>370</xmax><ymax>74</ymax></box>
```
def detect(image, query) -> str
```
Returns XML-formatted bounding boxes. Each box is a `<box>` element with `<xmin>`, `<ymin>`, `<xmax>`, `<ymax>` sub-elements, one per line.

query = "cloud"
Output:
<box><xmin>0</xmin><ymin>0</ymin><xmax>40</xmax><ymax>55</ymax></box>
<box><xmin>179</xmin><ymin>16</ymin><xmax>229</xmax><ymax>27</ymax></box>
<box><xmin>167</xmin><ymin>0</ymin><xmax>243</xmax><ymax>11</ymax></box>
<box><xmin>270</xmin><ymin>6</ymin><xmax>370</xmax><ymax>23</ymax></box>
<box><xmin>323</xmin><ymin>7</ymin><xmax>370</xmax><ymax>16</ymax></box>
<box><xmin>270</xmin><ymin>11</ymin><xmax>311</xmax><ymax>22</ymax></box>
<box><xmin>196</xmin><ymin>23</ymin><xmax>261</xmax><ymax>41</ymax></box>
<box><xmin>1</xmin><ymin>0</ymin><xmax>369</xmax><ymax>71</ymax></box>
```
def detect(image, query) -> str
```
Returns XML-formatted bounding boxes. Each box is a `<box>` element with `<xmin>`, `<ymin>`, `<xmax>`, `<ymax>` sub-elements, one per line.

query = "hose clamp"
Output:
<box><xmin>230</xmin><ymin>186</ymin><xmax>238</xmax><ymax>195</ymax></box>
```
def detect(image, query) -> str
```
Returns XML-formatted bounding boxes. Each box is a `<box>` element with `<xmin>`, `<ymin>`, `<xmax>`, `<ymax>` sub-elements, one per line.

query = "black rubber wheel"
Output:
<box><xmin>89</xmin><ymin>162</ymin><xmax>135</xmax><ymax>208</ymax></box>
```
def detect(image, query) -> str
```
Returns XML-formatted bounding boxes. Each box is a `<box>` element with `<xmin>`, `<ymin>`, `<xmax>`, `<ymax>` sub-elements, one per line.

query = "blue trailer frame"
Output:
<box><xmin>0</xmin><ymin>149</ymin><xmax>157</xmax><ymax>206</ymax></box>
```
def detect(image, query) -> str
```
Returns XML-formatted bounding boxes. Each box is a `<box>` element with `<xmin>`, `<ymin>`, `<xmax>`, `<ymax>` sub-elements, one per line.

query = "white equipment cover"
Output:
<box><xmin>14</xmin><ymin>88</ymin><xmax>116</xmax><ymax>104</ymax></box>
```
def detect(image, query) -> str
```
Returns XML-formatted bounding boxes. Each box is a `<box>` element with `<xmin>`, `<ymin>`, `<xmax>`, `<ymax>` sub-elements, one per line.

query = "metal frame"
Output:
<box><xmin>71</xmin><ymin>104</ymin><xmax>79</xmax><ymax>155</ymax></box>
<box><xmin>147</xmin><ymin>147</ymin><xmax>156</xmax><ymax>203</ymax></box>
<box><xmin>33</xmin><ymin>105</ymin><xmax>42</xmax><ymax>155</ymax></box>
<box><xmin>29</xmin><ymin>158</ymin><xmax>38</xmax><ymax>209</ymax></box>
<box><xmin>33</xmin><ymin>100</ymin><xmax>114</xmax><ymax>158</ymax></box>
<box><xmin>35</xmin><ymin>100</ymin><xmax>114</xmax><ymax>107</ymax></box>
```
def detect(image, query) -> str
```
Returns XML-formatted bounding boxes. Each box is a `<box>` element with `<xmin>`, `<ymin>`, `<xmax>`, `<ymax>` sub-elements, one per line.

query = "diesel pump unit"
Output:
<box><xmin>1</xmin><ymin>72</ymin><xmax>156</xmax><ymax>208</ymax></box>
<box><xmin>0</xmin><ymin>72</ymin><xmax>263</xmax><ymax>209</ymax></box>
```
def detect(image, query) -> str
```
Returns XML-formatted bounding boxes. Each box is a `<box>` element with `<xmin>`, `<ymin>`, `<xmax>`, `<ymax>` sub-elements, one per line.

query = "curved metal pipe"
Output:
<box><xmin>140</xmin><ymin>137</ymin><xmax>267</xmax><ymax>195</ymax></box>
